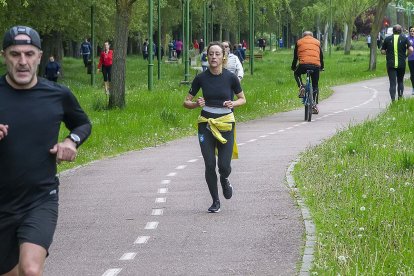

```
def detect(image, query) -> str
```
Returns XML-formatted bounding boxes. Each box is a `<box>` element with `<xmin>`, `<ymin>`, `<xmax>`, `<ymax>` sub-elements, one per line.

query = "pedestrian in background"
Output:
<box><xmin>183</xmin><ymin>41</ymin><xmax>246</xmax><ymax>213</ymax></box>
<box><xmin>44</xmin><ymin>55</ymin><xmax>61</xmax><ymax>82</ymax></box>
<box><xmin>0</xmin><ymin>25</ymin><xmax>91</xmax><ymax>276</ymax></box>
<box><xmin>381</xmin><ymin>24</ymin><xmax>413</xmax><ymax>101</ymax></box>
<box><xmin>80</xmin><ymin>38</ymin><xmax>92</xmax><ymax>67</ymax></box>
<box><xmin>407</xmin><ymin>26</ymin><xmax>414</xmax><ymax>95</ymax></box>
<box><xmin>199</xmin><ymin>38</ymin><xmax>205</xmax><ymax>54</ymax></box>
<box><xmin>97</xmin><ymin>41</ymin><xmax>113</xmax><ymax>95</ymax></box>
<box><xmin>222</xmin><ymin>41</ymin><xmax>244</xmax><ymax>81</ymax></box>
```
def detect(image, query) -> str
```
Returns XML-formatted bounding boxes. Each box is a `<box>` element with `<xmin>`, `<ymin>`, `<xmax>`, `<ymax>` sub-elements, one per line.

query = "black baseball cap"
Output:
<box><xmin>2</xmin><ymin>26</ymin><xmax>41</xmax><ymax>50</ymax></box>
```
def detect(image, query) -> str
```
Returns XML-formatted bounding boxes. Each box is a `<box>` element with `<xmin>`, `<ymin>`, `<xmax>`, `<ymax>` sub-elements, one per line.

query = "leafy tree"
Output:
<box><xmin>336</xmin><ymin>0</ymin><xmax>375</xmax><ymax>55</ymax></box>
<box><xmin>369</xmin><ymin>0</ymin><xmax>392</xmax><ymax>70</ymax></box>
<box><xmin>109</xmin><ymin>0</ymin><xmax>138</xmax><ymax>109</ymax></box>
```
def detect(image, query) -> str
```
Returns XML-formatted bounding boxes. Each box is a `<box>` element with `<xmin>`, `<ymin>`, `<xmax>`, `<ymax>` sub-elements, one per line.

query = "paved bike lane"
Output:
<box><xmin>45</xmin><ymin>77</ymin><xmax>391</xmax><ymax>276</ymax></box>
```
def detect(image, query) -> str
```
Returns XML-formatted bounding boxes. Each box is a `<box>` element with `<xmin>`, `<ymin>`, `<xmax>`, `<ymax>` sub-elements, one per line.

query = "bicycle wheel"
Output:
<box><xmin>306</xmin><ymin>84</ymin><xmax>313</xmax><ymax>122</ymax></box>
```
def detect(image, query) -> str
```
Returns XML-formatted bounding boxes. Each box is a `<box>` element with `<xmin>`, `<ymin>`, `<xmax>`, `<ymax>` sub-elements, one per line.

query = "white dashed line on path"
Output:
<box><xmin>166</xmin><ymin>172</ymin><xmax>177</xmax><ymax>177</ymax></box>
<box><xmin>152</xmin><ymin>209</ymin><xmax>164</xmax><ymax>216</ymax></box>
<box><xmin>145</xmin><ymin>221</ymin><xmax>159</xmax><ymax>230</ymax></box>
<box><xmin>155</xmin><ymin>197</ymin><xmax>166</xmax><ymax>203</ymax></box>
<box><xmin>134</xmin><ymin>236</ymin><xmax>150</xmax><ymax>244</ymax></box>
<box><xmin>161</xmin><ymin>180</ymin><xmax>170</xmax><ymax>185</ymax></box>
<box><xmin>158</xmin><ymin>188</ymin><xmax>168</xmax><ymax>194</ymax></box>
<box><xmin>119</xmin><ymin>252</ymin><xmax>137</xmax><ymax>261</ymax></box>
<box><xmin>102</xmin><ymin>268</ymin><xmax>122</xmax><ymax>276</ymax></box>
<box><xmin>175</xmin><ymin>165</ymin><xmax>187</xmax><ymax>170</ymax></box>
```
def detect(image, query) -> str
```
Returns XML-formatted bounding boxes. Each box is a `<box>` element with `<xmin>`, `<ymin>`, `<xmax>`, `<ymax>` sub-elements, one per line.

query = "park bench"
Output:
<box><xmin>244</xmin><ymin>53</ymin><xmax>263</xmax><ymax>61</ymax></box>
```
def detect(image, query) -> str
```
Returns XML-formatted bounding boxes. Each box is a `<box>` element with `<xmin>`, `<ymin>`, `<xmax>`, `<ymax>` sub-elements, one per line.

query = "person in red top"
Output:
<box><xmin>97</xmin><ymin>41</ymin><xmax>113</xmax><ymax>94</ymax></box>
<box><xmin>193</xmin><ymin>39</ymin><xmax>199</xmax><ymax>51</ymax></box>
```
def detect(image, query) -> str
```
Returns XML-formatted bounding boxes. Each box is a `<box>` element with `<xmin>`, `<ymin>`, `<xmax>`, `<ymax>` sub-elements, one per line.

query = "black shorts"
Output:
<box><xmin>0</xmin><ymin>192</ymin><xmax>59</xmax><ymax>274</ymax></box>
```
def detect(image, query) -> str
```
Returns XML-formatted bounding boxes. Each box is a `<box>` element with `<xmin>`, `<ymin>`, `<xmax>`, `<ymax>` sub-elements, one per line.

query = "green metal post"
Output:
<box><xmin>157</xmin><ymin>0</ymin><xmax>161</xmax><ymax>80</ymax></box>
<box><xmin>91</xmin><ymin>5</ymin><xmax>95</xmax><ymax>86</ymax></box>
<box><xmin>329</xmin><ymin>0</ymin><xmax>333</xmax><ymax>55</ymax></box>
<box><xmin>210</xmin><ymin>2</ymin><xmax>214</xmax><ymax>42</ymax></box>
<box><xmin>203</xmin><ymin>2</ymin><xmax>207</xmax><ymax>46</ymax></box>
<box><xmin>148</xmin><ymin>0</ymin><xmax>154</xmax><ymax>90</ymax></box>
<box><xmin>249</xmin><ymin>0</ymin><xmax>254</xmax><ymax>75</ymax></box>
<box><xmin>184</xmin><ymin>0</ymin><xmax>190</xmax><ymax>82</ymax></box>
<box><xmin>182</xmin><ymin>0</ymin><xmax>185</xmax><ymax>62</ymax></box>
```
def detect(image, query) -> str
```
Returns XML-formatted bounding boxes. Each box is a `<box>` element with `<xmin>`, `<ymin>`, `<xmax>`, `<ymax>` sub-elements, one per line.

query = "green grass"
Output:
<box><xmin>293</xmin><ymin>99</ymin><xmax>414</xmax><ymax>274</ymax></box>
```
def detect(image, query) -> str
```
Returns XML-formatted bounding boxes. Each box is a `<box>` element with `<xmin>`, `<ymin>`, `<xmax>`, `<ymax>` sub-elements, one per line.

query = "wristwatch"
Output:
<box><xmin>68</xmin><ymin>133</ymin><xmax>81</xmax><ymax>146</ymax></box>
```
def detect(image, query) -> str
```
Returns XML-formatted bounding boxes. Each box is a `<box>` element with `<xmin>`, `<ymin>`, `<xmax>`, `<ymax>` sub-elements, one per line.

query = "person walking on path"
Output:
<box><xmin>199</xmin><ymin>38</ymin><xmax>205</xmax><ymax>54</ymax></box>
<box><xmin>407</xmin><ymin>26</ymin><xmax>414</xmax><ymax>95</ymax></box>
<box><xmin>183</xmin><ymin>41</ymin><xmax>246</xmax><ymax>213</ymax></box>
<box><xmin>200</xmin><ymin>48</ymin><xmax>208</xmax><ymax>72</ymax></box>
<box><xmin>381</xmin><ymin>24</ymin><xmax>413</xmax><ymax>101</ymax></box>
<box><xmin>222</xmin><ymin>41</ymin><xmax>244</xmax><ymax>81</ymax></box>
<box><xmin>44</xmin><ymin>55</ymin><xmax>61</xmax><ymax>82</ymax></box>
<box><xmin>175</xmin><ymin>39</ymin><xmax>183</xmax><ymax>59</ymax></box>
<box><xmin>291</xmin><ymin>31</ymin><xmax>324</xmax><ymax>114</ymax></box>
<box><xmin>193</xmin><ymin>39</ymin><xmax>199</xmax><ymax>52</ymax></box>
<box><xmin>80</xmin><ymin>38</ymin><xmax>92</xmax><ymax>67</ymax></box>
<box><xmin>97</xmin><ymin>41</ymin><xmax>113</xmax><ymax>95</ymax></box>
<box><xmin>0</xmin><ymin>25</ymin><xmax>91</xmax><ymax>276</ymax></box>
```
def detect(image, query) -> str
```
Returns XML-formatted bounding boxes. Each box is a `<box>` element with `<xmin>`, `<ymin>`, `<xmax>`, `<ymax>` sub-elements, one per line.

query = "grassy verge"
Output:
<box><xmin>293</xmin><ymin>99</ymin><xmax>414</xmax><ymax>274</ymax></box>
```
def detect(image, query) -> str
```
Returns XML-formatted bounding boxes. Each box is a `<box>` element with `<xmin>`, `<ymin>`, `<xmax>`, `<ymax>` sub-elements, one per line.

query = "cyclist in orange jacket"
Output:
<box><xmin>291</xmin><ymin>31</ymin><xmax>324</xmax><ymax>114</ymax></box>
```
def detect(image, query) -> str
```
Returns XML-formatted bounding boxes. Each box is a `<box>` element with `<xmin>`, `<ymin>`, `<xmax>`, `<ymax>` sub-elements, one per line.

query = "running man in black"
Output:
<box><xmin>0</xmin><ymin>26</ymin><xmax>91</xmax><ymax>275</ymax></box>
<box><xmin>381</xmin><ymin>24</ymin><xmax>413</xmax><ymax>101</ymax></box>
<box><xmin>183</xmin><ymin>41</ymin><xmax>246</xmax><ymax>213</ymax></box>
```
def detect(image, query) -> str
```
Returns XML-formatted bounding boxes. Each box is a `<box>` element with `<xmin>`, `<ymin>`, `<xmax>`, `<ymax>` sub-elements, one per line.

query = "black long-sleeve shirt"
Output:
<box><xmin>0</xmin><ymin>76</ymin><xmax>91</xmax><ymax>217</ymax></box>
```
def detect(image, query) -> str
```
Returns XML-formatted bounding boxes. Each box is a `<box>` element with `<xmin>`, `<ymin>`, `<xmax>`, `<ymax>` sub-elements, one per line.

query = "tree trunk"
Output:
<box><xmin>369</xmin><ymin>0</ymin><xmax>392</xmax><ymax>71</ymax></box>
<box><xmin>323</xmin><ymin>23</ymin><xmax>329</xmax><ymax>52</ymax></box>
<box><xmin>109</xmin><ymin>0</ymin><xmax>136</xmax><ymax>109</ymax></box>
<box><xmin>344</xmin><ymin>21</ymin><xmax>353</xmax><ymax>55</ymax></box>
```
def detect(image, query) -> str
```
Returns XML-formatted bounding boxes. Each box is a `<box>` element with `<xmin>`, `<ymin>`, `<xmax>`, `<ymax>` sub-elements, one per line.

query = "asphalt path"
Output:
<box><xmin>44</xmin><ymin>77</ymin><xmax>392</xmax><ymax>276</ymax></box>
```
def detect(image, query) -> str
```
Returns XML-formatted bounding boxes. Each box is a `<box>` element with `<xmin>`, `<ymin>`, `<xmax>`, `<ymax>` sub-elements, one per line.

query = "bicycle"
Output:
<box><xmin>303</xmin><ymin>69</ymin><xmax>317</xmax><ymax>122</ymax></box>
<box><xmin>303</xmin><ymin>70</ymin><xmax>313</xmax><ymax>122</ymax></box>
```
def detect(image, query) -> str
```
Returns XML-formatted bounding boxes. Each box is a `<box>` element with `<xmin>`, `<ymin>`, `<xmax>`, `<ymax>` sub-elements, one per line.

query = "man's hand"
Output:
<box><xmin>0</xmin><ymin>124</ymin><xmax>8</xmax><ymax>141</ymax></box>
<box><xmin>49</xmin><ymin>138</ymin><xmax>78</xmax><ymax>163</ymax></box>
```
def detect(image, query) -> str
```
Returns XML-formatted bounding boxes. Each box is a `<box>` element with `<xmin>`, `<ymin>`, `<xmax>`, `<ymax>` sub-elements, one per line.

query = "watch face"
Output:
<box><xmin>70</xmin><ymin>134</ymin><xmax>80</xmax><ymax>143</ymax></box>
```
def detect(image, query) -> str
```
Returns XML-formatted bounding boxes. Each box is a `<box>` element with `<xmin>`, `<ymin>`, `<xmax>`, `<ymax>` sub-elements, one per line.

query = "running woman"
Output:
<box><xmin>183</xmin><ymin>41</ymin><xmax>246</xmax><ymax>213</ymax></box>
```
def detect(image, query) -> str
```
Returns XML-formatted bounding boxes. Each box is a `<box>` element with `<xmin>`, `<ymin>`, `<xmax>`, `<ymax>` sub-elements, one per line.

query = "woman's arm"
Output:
<box><xmin>223</xmin><ymin>91</ymin><xmax>246</xmax><ymax>109</ymax></box>
<box><xmin>183</xmin><ymin>93</ymin><xmax>205</xmax><ymax>109</ymax></box>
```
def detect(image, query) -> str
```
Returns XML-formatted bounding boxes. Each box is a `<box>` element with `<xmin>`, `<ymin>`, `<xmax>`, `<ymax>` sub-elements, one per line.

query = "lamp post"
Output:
<box><xmin>148</xmin><ymin>0</ymin><xmax>154</xmax><ymax>90</ymax></box>
<box><xmin>260</xmin><ymin>7</ymin><xmax>266</xmax><ymax>37</ymax></box>
<box><xmin>90</xmin><ymin>4</ymin><xmax>95</xmax><ymax>86</ymax></box>
<box><xmin>249</xmin><ymin>0</ymin><xmax>254</xmax><ymax>75</ymax></box>
<box><xmin>157</xmin><ymin>0</ymin><xmax>161</xmax><ymax>80</ymax></box>
<box><xmin>203</xmin><ymin>1</ymin><xmax>207</xmax><ymax>46</ymax></box>
<box><xmin>329</xmin><ymin>0</ymin><xmax>332</xmax><ymax>56</ymax></box>
<box><xmin>184</xmin><ymin>0</ymin><xmax>190</xmax><ymax>83</ymax></box>
<box><xmin>209</xmin><ymin>2</ymin><xmax>215</xmax><ymax>42</ymax></box>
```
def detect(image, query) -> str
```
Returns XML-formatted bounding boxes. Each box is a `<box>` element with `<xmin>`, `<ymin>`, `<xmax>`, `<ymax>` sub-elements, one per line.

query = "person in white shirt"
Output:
<box><xmin>222</xmin><ymin>41</ymin><xmax>244</xmax><ymax>81</ymax></box>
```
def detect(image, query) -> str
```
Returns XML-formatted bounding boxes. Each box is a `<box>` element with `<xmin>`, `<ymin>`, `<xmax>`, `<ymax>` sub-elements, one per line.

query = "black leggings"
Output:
<box><xmin>294</xmin><ymin>64</ymin><xmax>320</xmax><ymax>103</ymax></box>
<box><xmin>408</xmin><ymin>60</ymin><xmax>414</xmax><ymax>89</ymax></box>
<box><xmin>198</xmin><ymin>111</ymin><xmax>234</xmax><ymax>202</ymax></box>
<box><xmin>387</xmin><ymin>66</ymin><xmax>405</xmax><ymax>100</ymax></box>
<box><xmin>102</xmin><ymin>65</ymin><xmax>112</xmax><ymax>82</ymax></box>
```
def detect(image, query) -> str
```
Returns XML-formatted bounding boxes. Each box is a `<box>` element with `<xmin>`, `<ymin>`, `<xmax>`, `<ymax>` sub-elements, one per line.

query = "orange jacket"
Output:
<box><xmin>296</xmin><ymin>36</ymin><xmax>321</xmax><ymax>66</ymax></box>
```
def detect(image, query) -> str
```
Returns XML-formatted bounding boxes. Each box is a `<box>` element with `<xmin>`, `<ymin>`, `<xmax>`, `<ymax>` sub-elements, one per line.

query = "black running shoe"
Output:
<box><xmin>221</xmin><ymin>178</ymin><xmax>233</xmax><ymax>199</ymax></box>
<box><xmin>208</xmin><ymin>200</ymin><xmax>221</xmax><ymax>213</ymax></box>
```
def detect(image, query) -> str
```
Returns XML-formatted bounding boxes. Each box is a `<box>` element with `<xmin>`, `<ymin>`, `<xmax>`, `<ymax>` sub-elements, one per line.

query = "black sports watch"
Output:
<box><xmin>68</xmin><ymin>133</ymin><xmax>81</xmax><ymax>146</ymax></box>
